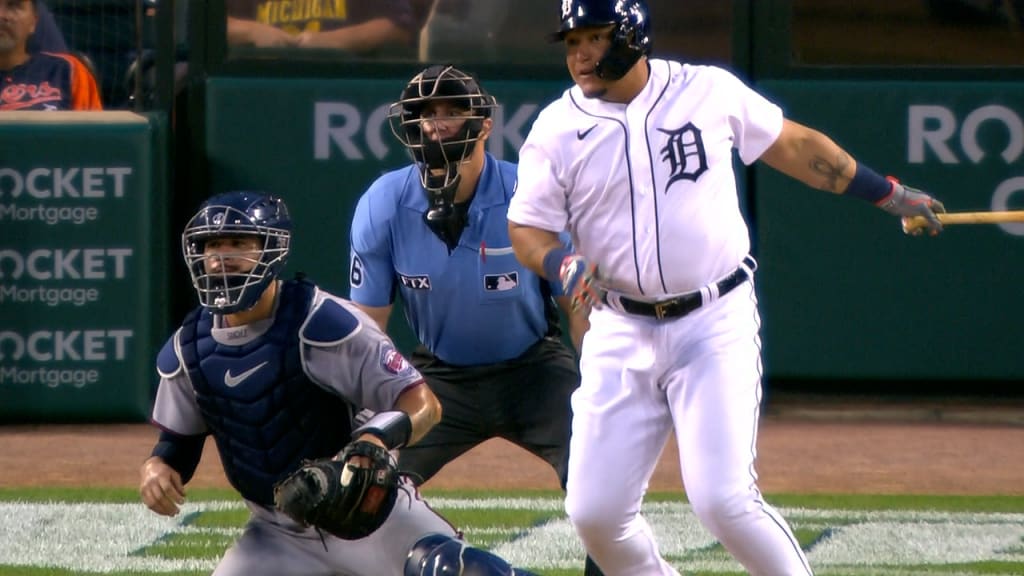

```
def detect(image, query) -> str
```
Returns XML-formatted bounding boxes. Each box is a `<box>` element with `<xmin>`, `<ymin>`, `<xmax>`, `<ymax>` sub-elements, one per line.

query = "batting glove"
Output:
<box><xmin>559</xmin><ymin>254</ymin><xmax>604</xmax><ymax>314</ymax></box>
<box><xmin>877</xmin><ymin>179</ymin><xmax>946</xmax><ymax>235</ymax></box>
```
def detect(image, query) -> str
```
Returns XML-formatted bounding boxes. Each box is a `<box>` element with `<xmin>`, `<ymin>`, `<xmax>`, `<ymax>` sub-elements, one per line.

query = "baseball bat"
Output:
<box><xmin>902</xmin><ymin>210</ymin><xmax>1024</xmax><ymax>233</ymax></box>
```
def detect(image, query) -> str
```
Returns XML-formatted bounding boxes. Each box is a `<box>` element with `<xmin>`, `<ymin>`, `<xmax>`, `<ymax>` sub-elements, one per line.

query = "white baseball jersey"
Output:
<box><xmin>508</xmin><ymin>59</ymin><xmax>783</xmax><ymax>299</ymax></box>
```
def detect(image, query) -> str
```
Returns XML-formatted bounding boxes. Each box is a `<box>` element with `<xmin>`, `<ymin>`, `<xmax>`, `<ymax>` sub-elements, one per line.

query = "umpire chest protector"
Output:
<box><xmin>178</xmin><ymin>278</ymin><xmax>352</xmax><ymax>506</ymax></box>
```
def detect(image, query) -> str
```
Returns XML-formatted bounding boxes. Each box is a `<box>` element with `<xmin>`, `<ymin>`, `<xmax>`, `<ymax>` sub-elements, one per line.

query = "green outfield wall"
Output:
<box><xmin>204</xmin><ymin>77</ymin><xmax>567</xmax><ymax>352</ymax></box>
<box><xmin>204</xmin><ymin>77</ymin><xmax>1024</xmax><ymax>384</ymax></box>
<box><xmin>755</xmin><ymin>81</ymin><xmax>1024</xmax><ymax>381</ymax></box>
<box><xmin>0</xmin><ymin>112</ymin><xmax>169</xmax><ymax>422</ymax></box>
<box><xmin>5</xmin><ymin>4</ymin><xmax>1020</xmax><ymax>424</ymax></box>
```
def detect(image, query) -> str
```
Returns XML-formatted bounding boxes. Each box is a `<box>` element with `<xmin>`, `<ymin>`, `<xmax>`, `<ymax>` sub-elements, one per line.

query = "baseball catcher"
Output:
<box><xmin>273</xmin><ymin>411</ymin><xmax>408</xmax><ymax>540</ymax></box>
<box><xmin>143</xmin><ymin>191</ymin><xmax>545</xmax><ymax>574</ymax></box>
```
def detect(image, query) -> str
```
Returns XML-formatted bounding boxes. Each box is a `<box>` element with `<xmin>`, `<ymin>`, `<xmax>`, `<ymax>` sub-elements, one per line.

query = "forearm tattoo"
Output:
<box><xmin>809</xmin><ymin>152</ymin><xmax>851</xmax><ymax>193</ymax></box>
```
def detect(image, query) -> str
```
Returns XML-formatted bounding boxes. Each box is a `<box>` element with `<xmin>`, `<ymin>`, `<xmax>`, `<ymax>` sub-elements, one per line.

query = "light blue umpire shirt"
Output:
<box><xmin>348</xmin><ymin>153</ymin><xmax>570</xmax><ymax>366</ymax></box>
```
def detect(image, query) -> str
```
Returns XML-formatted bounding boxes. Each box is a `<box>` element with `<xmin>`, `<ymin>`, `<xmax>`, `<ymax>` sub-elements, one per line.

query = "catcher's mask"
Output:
<box><xmin>182</xmin><ymin>191</ymin><xmax>291</xmax><ymax>314</ymax></box>
<box><xmin>387</xmin><ymin>64</ymin><xmax>497</xmax><ymax>224</ymax></box>
<box><xmin>551</xmin><ymin>0</ymin><xmax>652</xmax><ymax>81</ymax></box>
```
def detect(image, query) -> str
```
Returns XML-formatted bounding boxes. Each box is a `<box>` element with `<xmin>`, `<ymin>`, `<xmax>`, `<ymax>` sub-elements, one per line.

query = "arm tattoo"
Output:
<box><xmin>808</xmin><ymin>152</ymin><xmax>851</xmax><ymax>193</ymax></box>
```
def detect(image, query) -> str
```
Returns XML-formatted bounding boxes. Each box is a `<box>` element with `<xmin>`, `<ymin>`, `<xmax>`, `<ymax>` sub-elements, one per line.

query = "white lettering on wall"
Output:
<box><xmin>313</xmin><ymin>101</ymin><xmax>539</xmax><ymax>162</ymax></box>
<box><xmin>0</xmin><ymin>167</ymin><xmax>132</xmax><ymax>199</ymax></box>
<box><xmin>908</xmin><ymin>104</ymin><xmax>1024</xmax><ymax>164</ymax></box>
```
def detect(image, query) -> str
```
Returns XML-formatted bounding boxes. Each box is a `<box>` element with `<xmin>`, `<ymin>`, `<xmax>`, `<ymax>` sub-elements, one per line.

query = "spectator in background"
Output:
<box><xmin>0</xmin><ymin>0</ymin><xmax>101</xmax><ymax>110</ymax></box>
<box><xmin>226</xmin><ymin>0</ymin><xmax>428</xmax><ymax>59</ymax></box>
<box><xmin>26</xmin><ymin>0</ymin><xmax>65</xmax><ymax>52</ymax></box>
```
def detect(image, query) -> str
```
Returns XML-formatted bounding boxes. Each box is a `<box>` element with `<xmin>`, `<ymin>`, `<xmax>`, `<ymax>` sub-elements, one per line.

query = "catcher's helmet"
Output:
<box><xmin>182</xmin><ymin>191</ymin><xmax>291</xmax><ymax>314</ymax></box>
<box><xmin>387</xmin><ymin>65</ymin><xmax>497</xmax><ymax>214</ymax></box>
<box><xmin>552</xmin><ymin>0</ymin><xmax>652</xmax><ymax>81</ymax></box>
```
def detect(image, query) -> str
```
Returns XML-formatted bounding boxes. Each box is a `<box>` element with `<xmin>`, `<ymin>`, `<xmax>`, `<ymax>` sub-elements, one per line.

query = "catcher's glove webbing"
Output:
<box><xmin>273</xmin><ymin>440</ymin><xmax>399</xmax><ymax>540</ymax></box>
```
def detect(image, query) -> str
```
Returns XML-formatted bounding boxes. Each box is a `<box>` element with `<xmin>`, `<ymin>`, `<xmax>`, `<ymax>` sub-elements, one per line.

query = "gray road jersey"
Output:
<box><xmin>152</xmin><ymin>288</ymin><xmax>424</xmax><ymax>437</ymax></box>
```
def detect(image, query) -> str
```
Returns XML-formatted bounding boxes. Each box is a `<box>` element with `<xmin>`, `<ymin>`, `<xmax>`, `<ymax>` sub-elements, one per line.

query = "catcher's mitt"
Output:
<box><xmin>272</xmin><ymin>440</ymin><xmax>399</xmax><ymax>540</ymax></box>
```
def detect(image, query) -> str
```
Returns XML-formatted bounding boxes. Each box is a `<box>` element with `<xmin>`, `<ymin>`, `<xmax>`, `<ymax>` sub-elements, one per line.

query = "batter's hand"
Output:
<box><xmin>876</xmin><ymin>180</ymin><xmax>946</xmax><ymax>236</ymax></box>
<box><xmin>140</xmin><ymin>456</ymin><xmax>186</xmax><ymax>517</ymax></box>
<box><xmin>560</xmin><ymin>255</ymin><xmax>604</xmax><ymax>314</ymax></box>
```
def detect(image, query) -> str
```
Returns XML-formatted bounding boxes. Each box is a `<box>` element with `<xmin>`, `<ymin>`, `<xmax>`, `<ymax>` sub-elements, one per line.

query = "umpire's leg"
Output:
<box><xmin>494</xmin><ymin>338</ymin><xmax>607</xmax><ymax>576</ymax></box>
<box><xmin>398</xmin><ymin>347</ymin><xmax>488</xmax><ymax>484</ymax></box>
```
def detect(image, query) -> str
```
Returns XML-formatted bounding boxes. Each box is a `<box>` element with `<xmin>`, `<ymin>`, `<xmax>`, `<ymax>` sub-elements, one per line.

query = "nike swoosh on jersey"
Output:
<box><xmin>224</xmin><ymin>361</ymin><xmax>269</xmax><ymax>387</ymax></box>
<box><xmin>577</xmin><ymin>124</ymin><xmax>597</xmax><ymax>140</ymax></box>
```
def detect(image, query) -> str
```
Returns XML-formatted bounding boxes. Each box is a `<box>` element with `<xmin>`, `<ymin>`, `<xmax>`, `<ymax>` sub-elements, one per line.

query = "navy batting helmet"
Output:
<box><xmin>552</xmin><ymin>0</ymin><xmax>652</xmax><ymax>81</ymax></box>
<box><xmin>182</xmin><ymin>191</ymin><xmax>291</xmax><ymax>314</ymax></box>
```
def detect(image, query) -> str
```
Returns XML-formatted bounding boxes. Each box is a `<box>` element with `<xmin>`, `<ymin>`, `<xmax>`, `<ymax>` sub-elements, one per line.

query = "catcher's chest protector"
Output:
<box><xmin>179</xmin><ymin>279</ymin><xmax>352</xmax><ymax>505</ymax></box>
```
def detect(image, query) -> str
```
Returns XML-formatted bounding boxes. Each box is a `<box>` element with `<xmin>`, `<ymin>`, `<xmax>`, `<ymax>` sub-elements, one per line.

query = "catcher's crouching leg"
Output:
<box><xmin>405</xmin><ymin>533</ymin><xmax>539</xmax><ymax>576</ymax></box>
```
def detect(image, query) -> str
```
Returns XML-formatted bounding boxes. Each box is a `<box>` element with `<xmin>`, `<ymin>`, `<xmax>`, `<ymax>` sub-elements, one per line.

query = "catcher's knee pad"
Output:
<box><xmin>404</xmin><ymin>533</ymin><xmax>539</xmax><ymax>576</ymax></box>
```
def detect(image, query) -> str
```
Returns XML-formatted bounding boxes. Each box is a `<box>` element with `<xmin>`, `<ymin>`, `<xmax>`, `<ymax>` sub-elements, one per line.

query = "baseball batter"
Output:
<box><xmin>140</xmin><ymin>191</ymin><xmax>539</xmax><ymax>576</ymax></box>
<box><xmin>506</xmin><ymin>1</ymin><xmax>946</xmax><ymax>575</ymax></box>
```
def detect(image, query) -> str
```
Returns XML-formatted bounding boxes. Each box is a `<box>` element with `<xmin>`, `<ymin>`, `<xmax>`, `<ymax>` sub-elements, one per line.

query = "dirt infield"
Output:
<box><xmin>2</xmin><ymin>395</ymin><xmax>1023</xmax><ymax>495</ymax></box>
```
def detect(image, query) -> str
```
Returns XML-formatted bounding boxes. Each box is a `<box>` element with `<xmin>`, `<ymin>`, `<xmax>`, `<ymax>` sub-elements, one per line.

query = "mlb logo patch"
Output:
<box><xmin>484</xmin><ymin>272</ymin><xmax>518</xmax><ymax>291</ymax></box>
<box><xmin>379</xmin><ymin>344</ymin><xmax>414</xmax><ymax>376</ymax></box>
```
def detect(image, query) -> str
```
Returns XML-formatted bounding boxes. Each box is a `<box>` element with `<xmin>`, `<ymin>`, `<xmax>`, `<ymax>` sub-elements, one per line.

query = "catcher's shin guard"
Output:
<box><xmin>405</xmin><ymin>534</ymin><xmax>539</xmax><ymax>576</ymax></box>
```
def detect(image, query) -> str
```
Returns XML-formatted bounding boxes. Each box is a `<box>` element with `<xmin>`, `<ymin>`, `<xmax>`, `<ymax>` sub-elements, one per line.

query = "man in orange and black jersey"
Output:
<box><xmin>0</xmin><ymin>0</ymin><xmax>102</xmax><ymax>110</ymax></box>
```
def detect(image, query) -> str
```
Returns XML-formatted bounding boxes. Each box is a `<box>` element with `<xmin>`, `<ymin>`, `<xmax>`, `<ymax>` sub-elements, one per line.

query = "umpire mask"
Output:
<box><xmin>387</xmin><ymin>65</ymin><xmax>497</xmax><ymax>225</ymax></box>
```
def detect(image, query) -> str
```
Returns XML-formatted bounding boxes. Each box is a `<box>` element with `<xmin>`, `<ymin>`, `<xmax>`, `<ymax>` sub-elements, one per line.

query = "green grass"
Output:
<box><xmin>4</xmin><ymin>488</ymin><xmax>1024</xmax><ymax>575</ymax></box>
<box><xmin>764</xmin><ymin>493</ymin><xmax>1024</xmax><ymax>513</ymax></box>
<box><xmin>5</xmin><ymin>486</ymin><xmax>1022</xmax><ymax>511</ymax></box>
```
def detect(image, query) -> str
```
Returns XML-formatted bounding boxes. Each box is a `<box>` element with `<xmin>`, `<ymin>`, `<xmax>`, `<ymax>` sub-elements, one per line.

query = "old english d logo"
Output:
<box><xmin>658</xmin><ymin>122</ymin><xmax>708</xmax><ymax>192</ymax></box>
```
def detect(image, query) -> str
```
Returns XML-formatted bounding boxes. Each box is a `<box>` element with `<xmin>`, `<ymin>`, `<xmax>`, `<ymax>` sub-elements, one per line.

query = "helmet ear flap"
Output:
<box><xmin>595</xmin><ymin>18</ymin><xmax>648</xmax><ymax>80</ymax></box>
